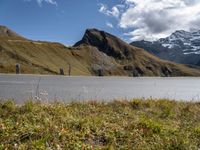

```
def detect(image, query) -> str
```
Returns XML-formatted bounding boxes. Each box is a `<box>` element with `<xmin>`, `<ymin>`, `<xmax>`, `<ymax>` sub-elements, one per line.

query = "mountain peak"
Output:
<box><xmin>74</xmin><ymin>28</ymin><xmax>133</xmax><ymax>59</ymax></box>
<box><xmin>173</xmin><ymin>30</ymin><xmax>188</xmax><ymax>34</ymax></box>
<box><xmin>74</xmin><ymin>28</ymin><xmax>113</xmax><ymax>46</ymax></box>
<box><xmin>131</xmin><ymin>28</ymin><xmax>200</xmax><ymax>66</ymax></box>
<box><xmin>85</xmin><ymin>28</ymin><xmax>102</xmax><ymax>33</ymax></box>
<box><xmin>169</xmin><ymin>30</ymin><xmax>191</xmax><ymax>39</ymax></box>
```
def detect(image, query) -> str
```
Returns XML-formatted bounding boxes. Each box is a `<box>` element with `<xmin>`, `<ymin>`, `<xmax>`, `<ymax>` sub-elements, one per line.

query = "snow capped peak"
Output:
<box><xmin>158</xmin><ymin>29</ymin><xmax>200</xmax><ymax>54</ymax></box>
<box><xmin>170</xmin><ymin>30</ymin><xmax>191</xmax><ymax>39</ymax></box>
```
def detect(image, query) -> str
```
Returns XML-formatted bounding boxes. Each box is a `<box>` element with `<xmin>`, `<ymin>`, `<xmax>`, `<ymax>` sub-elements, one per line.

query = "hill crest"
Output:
<box><xmin>0</xmin><ymin>25</ymin><xmax>23</xmax><ymax>38</ymax></box>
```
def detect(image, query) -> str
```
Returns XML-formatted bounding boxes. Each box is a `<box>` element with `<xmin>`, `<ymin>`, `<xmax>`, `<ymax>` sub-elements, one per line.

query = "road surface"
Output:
<box><xmin>1</xmin><ymin>74</ymin><xmax>200</xmax><ymax>103</ymax></box>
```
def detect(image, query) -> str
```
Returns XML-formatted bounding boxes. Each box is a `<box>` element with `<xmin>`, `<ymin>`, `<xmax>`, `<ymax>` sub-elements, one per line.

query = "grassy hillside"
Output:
<box><xmin>1</xmin><ymin>26</ymin><xmax>200</xmax><ymax>76</ymax></box>
<box><xmin>0</xmin><ymin>36</ymin><xmax>124</xmax><ymax>76</ymax></box>
<box><xmin>1</xmin><ymin>99</ymin><xmax>200</xmax><ymax>149</ymax></box>
<box><xmin>0</xmin><ymin>36</ymin><xmax>90</xmax><ymax>75</ymax></box>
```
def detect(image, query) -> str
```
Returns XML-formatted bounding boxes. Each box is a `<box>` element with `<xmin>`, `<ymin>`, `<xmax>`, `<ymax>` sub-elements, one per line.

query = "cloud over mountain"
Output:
<box><xmin>106</xmin><ymin>22</ymin><xmax>114</xmax><ymax>28</ymax></box>
<box><xmin>98</xmin><ymin>3</ymin><xmax>120</xmax><ymax>18</ymax></box>
<box><xmin>99</xmin><ymin>0</ymin><xmax>200</xmax><ymax>41</ymax></box>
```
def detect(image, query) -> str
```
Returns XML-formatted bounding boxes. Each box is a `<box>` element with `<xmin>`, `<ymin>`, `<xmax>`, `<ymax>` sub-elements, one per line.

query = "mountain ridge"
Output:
<box><xmin>131</xmin><ymin>29</ymin><xmax>200</xmax><ymax>66</ymax></box>
<box><xmin>74</xmin><ymin>28</ymin><xmax>133</xmax><ymax>59</ymax></box>
<box><xmin>1</xmin><ymin>25</ymin><xmax>200</xmax><ymax>76</ymax></box>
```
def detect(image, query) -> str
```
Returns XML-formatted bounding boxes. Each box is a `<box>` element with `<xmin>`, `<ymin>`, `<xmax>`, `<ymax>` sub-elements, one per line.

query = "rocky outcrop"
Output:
<box><xmin>74</xmin><ymin>29</ymin><xmax>132</xmax><ymax>59</ymax></box>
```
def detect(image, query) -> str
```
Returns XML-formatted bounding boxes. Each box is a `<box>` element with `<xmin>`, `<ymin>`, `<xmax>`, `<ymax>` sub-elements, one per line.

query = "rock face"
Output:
<box><xmin>130</xmin><ymin>30</ymin><xmax>200</xmax><ymax>66</ymax></box>
<box><xmin>74</xmin><ymin>29</ymin><xmax>132</xmax><ymax>59</ymax></box>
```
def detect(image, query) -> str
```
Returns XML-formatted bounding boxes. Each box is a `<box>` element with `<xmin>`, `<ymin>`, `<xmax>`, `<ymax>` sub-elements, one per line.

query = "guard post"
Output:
<box><xmin>16</xmin><ymin>64</ymin><xmax>21</xmax><ymax>74</ymax></box>
<box><xmin>60</xmin><ymin>68</ymin><xmax>64</xmax><ymax>75</ymax></box>
<box><xmin>98</xmin><ymin>69</ymin><xmax>103</xmax><ymax>77</ymax></box>
<box><xmin>68</xmin><ymin>63</ymin><xmax>71</xmax><ymax>76</ymax></box>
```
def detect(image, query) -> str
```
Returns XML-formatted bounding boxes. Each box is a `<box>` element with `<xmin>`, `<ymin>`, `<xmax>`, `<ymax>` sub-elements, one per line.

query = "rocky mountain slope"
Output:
<box><xmin>1</xmin><ymin>26</ymin><xmax>200</xmax><ymax>76</ymax></box>
<box><xmin>74</xmin><ymin>29</ymin><xmax>200</xmax><ymax>76</ymax></box>
<box><xmin>131</xmin><ymin>30</ymin><xmax>200</xmax><ymax>66</ymax></box>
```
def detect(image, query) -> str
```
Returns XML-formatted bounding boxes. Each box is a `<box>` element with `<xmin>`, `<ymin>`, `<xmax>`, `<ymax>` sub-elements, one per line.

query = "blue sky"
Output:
<box><xmin>0</xmin><ymin>0</ymin><xmax>199</xmax><ymax>45</ymax></box>
<box><xmin>0</xmin><ymin>0</ymin><xmax>125</xmax><ymax>45</ymax></box>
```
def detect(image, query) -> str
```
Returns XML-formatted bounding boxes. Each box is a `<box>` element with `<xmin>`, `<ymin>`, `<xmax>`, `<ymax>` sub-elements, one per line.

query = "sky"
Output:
<box><xmin>1</xmin><ymin>0</ymin><xmax>200</xmax><ymax>45</ymax></box>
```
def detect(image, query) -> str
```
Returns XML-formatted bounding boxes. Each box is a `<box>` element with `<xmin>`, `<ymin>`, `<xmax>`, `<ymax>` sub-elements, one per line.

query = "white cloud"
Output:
<box><xmin>99</xmin><ymin>4</ymin><xmax>120</xmax><ymax>18</ymax></box>
<box><xmin>37</xmin><ymin>0</ymin><xmax>57</xmax><ymax>6</ymax></box>
<box><xmin>99</xmin><ymin>0</ymin><xmax>200</xmax><ymax>41</ymax></box>
<box><xmin>25</xmin><ymin>0</ymin><xmax>57</xmax><ymax>7</ymax></box>
<box><xmin>106</xmin><ymin>22</ymin><xmax>114</xmax><ymax>28</ymax></box>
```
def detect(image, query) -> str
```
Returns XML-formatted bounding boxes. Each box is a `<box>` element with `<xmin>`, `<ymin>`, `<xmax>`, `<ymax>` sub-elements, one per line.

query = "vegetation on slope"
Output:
<box><xmin>1</xmin><ymin>99</ymin><xmax>200</xmax><ymax>149</ymax></box>
<box><xmin>1</xmin><ymin>26</ymin><xmax>200</xmax><ymax>76</ymax></box>
<box><xmin>0</xmin><ymin>36</ymin><xmax>123</xmax><ymax>76</ymax></box>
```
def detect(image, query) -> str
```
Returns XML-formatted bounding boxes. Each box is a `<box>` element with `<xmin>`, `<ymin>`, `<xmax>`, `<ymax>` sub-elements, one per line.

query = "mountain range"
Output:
<box><xmin>131</xmin><ymin>30</ymin><xmax>200</xmax><ymax>66</ymax></box>
<box><xmin>1</xmin><ymin>25</ymin><xmax>200</xmax><ymax>76</ymax></box>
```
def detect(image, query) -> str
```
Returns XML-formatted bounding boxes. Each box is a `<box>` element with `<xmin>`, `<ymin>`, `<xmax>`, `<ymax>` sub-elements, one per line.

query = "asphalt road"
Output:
<box><xmin>1</xmin><ymin>74</ymin><xmax>200</xmax><ymax>103</ymax></box>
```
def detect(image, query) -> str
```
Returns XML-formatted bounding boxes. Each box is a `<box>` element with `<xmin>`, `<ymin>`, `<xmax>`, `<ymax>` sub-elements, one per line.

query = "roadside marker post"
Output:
<box><xmin>60</xmin><ymin>68</ymin><xmax>64</xmax><ymax>75</ymax></box>
<box><xmin>16</xmin><ymin>64</ymin><xmax>21</xmax><ymax>74</ymax></box>
<box><xmin>98</xmin><ymin>69</ymin><xmax>103</xmax><ymax>76</ymax></box>
<box><xmin>68</xmin><ymin>63</ymin><xmax>71</xmax><ymax>76</ymax></box>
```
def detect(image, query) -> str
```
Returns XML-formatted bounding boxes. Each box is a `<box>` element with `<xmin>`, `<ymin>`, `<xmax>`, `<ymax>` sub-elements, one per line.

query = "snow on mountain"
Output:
<box><xmin>158</xmin><ymin>30</ymin><xmax>200</xmax><ymax>55</ymax></box>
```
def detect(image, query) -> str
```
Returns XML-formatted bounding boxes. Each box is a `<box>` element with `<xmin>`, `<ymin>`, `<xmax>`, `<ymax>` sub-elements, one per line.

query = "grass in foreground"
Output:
<box><xmin>0</xmin><ymin>99</ymin><xmax>200</xmax><ymax>149</ymax></box>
